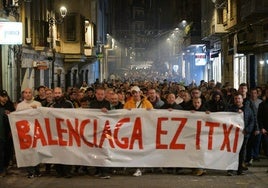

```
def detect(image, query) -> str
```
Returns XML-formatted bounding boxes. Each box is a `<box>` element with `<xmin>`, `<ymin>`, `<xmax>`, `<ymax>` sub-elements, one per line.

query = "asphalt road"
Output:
<box><xmin>1</xmin><ymin>159</ymin><xmax>268</xmax><ymax>188</ymax></box>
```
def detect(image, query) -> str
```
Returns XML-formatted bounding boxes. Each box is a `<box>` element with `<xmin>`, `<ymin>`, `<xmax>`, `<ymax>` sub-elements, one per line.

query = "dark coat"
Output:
<box><xmin>51</xmin><ymin>97</ymin><xmax>74</xmax><ymax>108</ymax></box>
<box><xmin>205</xmin><ymin>99</ymin><xmax>227</xmax><ymax>112</ymax></box>
<box><xmin>258</xmin><ymin>100</ymin><xmax>268</xmax><ymax>131</ymax></box>
<box><xmin>89</xmin><ymin>99</ymin><xmax>111</xmax><ymax>110</ymax></box>
<box><xmin>228</xmin><ymin>104</ymin><xmax>255</xmax><ymax>137</ymax></box>
<box><xmin>111</xmin><ymin>102</ymin><xmax>124</xmax><ymax>109</ymax></box>
<box><xmin>161</xmin><ymin>102</ymin><xmax>183</xmax><ymax>110</ymax></box>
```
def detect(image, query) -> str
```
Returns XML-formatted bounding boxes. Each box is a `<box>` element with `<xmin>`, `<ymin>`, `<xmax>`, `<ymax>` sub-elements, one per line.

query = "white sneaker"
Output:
<box><xmin>100</xmin><ymin>175</ymin><xmax>111</xmax><ymax>179</ymax></box>
<box><xmin>249</xmin><ymin>158</ymin><xmax>253</xmax><ymax>165</ymax></box>
<box><xmin>133</xmin><ymin>169</ymin><xmax>142</xmax><ymax>177</ymax></box>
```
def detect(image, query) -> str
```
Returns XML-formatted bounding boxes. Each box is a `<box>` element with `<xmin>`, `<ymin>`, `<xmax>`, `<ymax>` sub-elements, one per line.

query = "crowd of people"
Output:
<box><xmin>0</xmin><ymin>78</ymin><xmax>268</xmax><ymax>179</ymax></box>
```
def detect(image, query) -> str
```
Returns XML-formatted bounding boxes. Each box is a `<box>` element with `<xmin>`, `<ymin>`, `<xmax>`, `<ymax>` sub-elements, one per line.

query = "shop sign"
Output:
<box><xmin>0</xmin><ymin>22</ymin><xmax>22</xmax><ymax>44</ymax></box>
<box><xmin>195</xmin><ymin>53</ymin><xmax>206</xmax><ymax>66</ymax></box>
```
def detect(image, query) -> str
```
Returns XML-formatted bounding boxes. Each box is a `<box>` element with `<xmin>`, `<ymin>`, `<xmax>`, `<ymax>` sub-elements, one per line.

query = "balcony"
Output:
<box><xmin>201</xmin><ymin>0</ymin><xmax>227</xmax><ymax>41</ymax></box>
<box><xmin>241</xmin><ymin>0</ymin><xmax>268</xmax><ymax>22</ymax></box>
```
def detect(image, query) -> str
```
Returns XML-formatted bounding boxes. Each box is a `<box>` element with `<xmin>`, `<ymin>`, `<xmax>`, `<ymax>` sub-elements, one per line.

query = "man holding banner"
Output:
<box><xmin>188</xmin><ymin>96</ymin><xmax>209</xmax><ymax>176</ymax></box>
<box><xmin>16</xmin><ymin>88</ymin><xmax>42</xmax><ymax>178</ymax></box>
<box><xmin>0</xmin><ymin>90</ymin><xmax>15</xmax><ymax>177</ymax></box>
<box><xmin>227</xmin><ymin>93</ymin><xmax>256</xmax><ymax>176</ymax></box>
<box><xmin>89</xmin><ymin>86</ymin><xmax>112</xmax><ymax>179</ymax></box>
<box><xmin>50</xmin><ymin>87</ymin><xmax>74</xmax><ymax>178</ymax></box>
<box><xmin>124</xmin><ymin>85</ymin><xmax>153</xmax><ymax>177</ymax></box>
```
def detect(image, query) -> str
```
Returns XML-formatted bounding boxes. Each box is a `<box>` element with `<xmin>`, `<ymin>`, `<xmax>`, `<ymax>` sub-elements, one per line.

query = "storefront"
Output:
<box><xmin>0</xmin><ymin>21</ymin><xmax>22</xmax><ymax>101</ymax></box>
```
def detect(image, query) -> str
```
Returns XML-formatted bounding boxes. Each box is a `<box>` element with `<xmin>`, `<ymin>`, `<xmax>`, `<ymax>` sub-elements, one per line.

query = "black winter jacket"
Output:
<box><xmin>258</xmin><ymin>100</ymin><xmax>268</xmax><ymax>131</ymax></box>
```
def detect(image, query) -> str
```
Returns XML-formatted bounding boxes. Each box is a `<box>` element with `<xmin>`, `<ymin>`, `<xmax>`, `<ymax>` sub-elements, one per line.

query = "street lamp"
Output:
<box><xmin>211</xmin><ymin>0</ymin><xmax>227</xmax><ymax>9</ymax></box>
<box><xmin>48</xmin><ymin>6</ymin><xmax>67</xmax><ymax>49</ymax></box>
<box><xmin>47</xmin><ymin>6</ymin><xmax>67</xmax><ymax>89</ymax></box>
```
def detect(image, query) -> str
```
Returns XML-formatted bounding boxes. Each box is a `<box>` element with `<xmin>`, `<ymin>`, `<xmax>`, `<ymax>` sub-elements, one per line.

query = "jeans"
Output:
<box><xmin>27</xmin><ymin>165</ymin><xmax>40</xmax><ymax>176</ymax></box>
<box><xmin>95</xmin><ymin>167</ymin><xmax>110</xmax><ymax>176</ymax></box>
<box><xmin>4</xmin><ymin>136</ymin><xmax>13</xmax><ymax>168</ymax></box>
<box><xmin>262</xmin><ymin>134</ymin><xmax>268</xmax><ymax>156</ymax></box>
<box><xmin>238</xmin><ymin>136</ymin><xmax>249</xmax><ymax>172</ymax></box>
<box><xmin>251</xmin><ymin>133</ymin><xmax>262</xmax><ymax>159</ymax></box>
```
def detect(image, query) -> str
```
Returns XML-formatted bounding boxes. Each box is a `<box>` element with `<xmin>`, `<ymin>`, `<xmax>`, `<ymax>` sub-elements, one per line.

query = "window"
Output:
<box><xmin>217</xmin><ymin>9</ymin><xmax>223</xmax><ymax>24</ymax></box>
<box><xmin>234</xmin><ymin>54</ymin><xmax>247</xmax><ymax>89</ymax></box>
<box><xmin>34</xmin><ymin>20</ymin><xmax>49</xmax><ymax>46</ymax></box>
<box><xmin>65</xmin><ymin>14</ymin><xmax>77</xmax><ymax>42</ymax></box>
<box><xmin>230</xmin><ymin>0</ymin><xmax>236</xmax><ymax>20</ymax></box>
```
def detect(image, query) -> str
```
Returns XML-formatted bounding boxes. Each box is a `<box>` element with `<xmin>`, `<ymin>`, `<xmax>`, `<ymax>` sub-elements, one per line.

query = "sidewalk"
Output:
<box><xmin>1</xmin><ymin>157</ymin><xmax>268</xmax><ymax>188</ymax></box>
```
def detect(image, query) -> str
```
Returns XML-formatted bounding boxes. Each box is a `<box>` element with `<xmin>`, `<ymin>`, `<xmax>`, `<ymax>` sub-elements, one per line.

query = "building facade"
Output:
<box><xmin>202</xmin><ymin>0</ymin><xmax>268</xmax><ymax>89</ymax></box>
<box><xmin>0</xmin><ymin>0</ymin><xmax>109</xmax><ymax>101</ymax></box>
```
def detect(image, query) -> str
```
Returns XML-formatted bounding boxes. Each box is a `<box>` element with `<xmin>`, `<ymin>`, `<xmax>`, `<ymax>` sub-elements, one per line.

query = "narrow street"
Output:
<box><xmin>1</xmin><ymin>157</ymin><xmax>268</xmax><ymax>188</ymax></box>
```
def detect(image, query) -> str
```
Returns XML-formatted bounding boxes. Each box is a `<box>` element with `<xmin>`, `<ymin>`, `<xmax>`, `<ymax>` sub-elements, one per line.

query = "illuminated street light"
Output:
<box><xmin>60</xmin><ymin>6</ymin><xmax>67</xmax><ymax>18</ymax></box>
<box><xmin>181</xmin><ymin>20</ymin><xmax>187</xmax><ymax>27</ymax></box>
<box><xmin>48</xmin><ymin>6</ymin><xmax>67</xmax><ymax>32</ymax></box>
<box><xmin>48</xmin><ymin>6</ymin><xmax>67</xmax><ymax>48</ymax></box>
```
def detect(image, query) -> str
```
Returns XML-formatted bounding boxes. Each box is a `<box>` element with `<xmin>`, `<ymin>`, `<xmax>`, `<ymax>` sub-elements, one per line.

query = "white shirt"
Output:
<box><xmin>16</xmin><ymin>99</ymin><xmax>42</xmax><ymax>111</ymax></box>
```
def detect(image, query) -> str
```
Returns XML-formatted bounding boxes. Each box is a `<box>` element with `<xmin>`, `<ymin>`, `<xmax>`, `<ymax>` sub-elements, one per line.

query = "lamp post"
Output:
<box><xmin>211</xmin><ymin>0</ymin><xmax>227</xmax><ymax>9</ymax></box>
<box><xmin>47</xmin><ymin>6</ymin><xmax>67</xmax><ymax>89</ymax></box>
